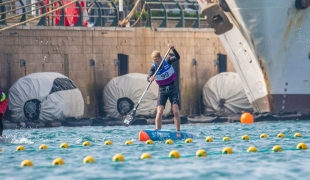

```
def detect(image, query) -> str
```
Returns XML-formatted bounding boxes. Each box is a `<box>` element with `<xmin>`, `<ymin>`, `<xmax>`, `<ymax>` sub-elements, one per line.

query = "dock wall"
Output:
<box><xmin>0</xmin><ymin>26</ymin><xmax>235</xmax><ymax>118</ymax></box>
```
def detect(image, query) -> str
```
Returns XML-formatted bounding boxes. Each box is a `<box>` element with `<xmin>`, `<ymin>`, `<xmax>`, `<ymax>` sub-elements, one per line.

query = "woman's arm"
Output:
<box><xmin>147</xmin><ymin>65</ymin><xmax>156</xmax><ymax>82</ymax></box>
<box><xmin>166</xmin><ymin>44</ymin><xmax>180</xmax><ymax>63</ymax></box>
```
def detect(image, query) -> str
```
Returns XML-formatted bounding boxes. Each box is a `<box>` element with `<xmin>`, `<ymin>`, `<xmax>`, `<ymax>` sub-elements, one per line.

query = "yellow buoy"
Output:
<box><xmin>52</xmin><ymin>157</ymin><xmax>65</xmax><ymax>166</ymax></box>
<box><xmin>222</xmin><ymin>147</ymin><xmax>233</xmax><ymax>154</ymax></box>
<box><xmin>104</xmin><ymin>140</ymin><xmax>113</xmax><ymax>145</ymax></box>
<box><xmin>112</xmin><ymin>154</ymin><xmax>125</xmax><ymax>162</ymax></box>
<box><xmin>196</xmin><ymin>149</ymin><xmax>207</xmax><ymax>157</ymax></box>
<box><xmin>165</xmin><ymin>139</ymin><xmax>174</xmax><ymax>144</ymax></box>
<box><xmin>205</xmin><ymin>136</ymin><xmax>213</xmax><ymax>142</ymax></box>
<box><xmin>247</xmin><ymin>146</ymin><xmax>258</xmax><ymax>152</ymax></box>
<box><xmin>39</xmin><ymin>144</ymin><xmax>48</xmax><ymax>150</ymax></box>
<box><xmin>83</xmin><ymin>156</ymin><xmax>95</xmax><ymax>164</ymax></box>
<box><xmin>0</xmin><ymin>148</ymin><xmax>2</xmax><ymax>152</ymax></box>
<box><xmin>272</xmin><ymin>145</ymin><xmax>282</xmax><ymax>152</ymax></box>
<box><xmin>240</xmin><ymin>112</ymin><xmax>254</xmax><ymax>124</ymax></box>
<box><xmin>294</xmin><ymin>133</ymin><xmax>302</xmax><ymax>138</ymax></box>
<box><xmin>20</xmin><ymin>160</ymin><xmax>33</xmax><ymax>167</ymax></box>
<box><xmin>277</xmin><ymin>133</ymin><xmax>285</xmax><ymax>138</ymax></box>
<box><xmin>16</xmin><ymin>145</ymin><xmax>25</xmax><ymax>151</ymax></box>
<box><xmin>260</xmin><ymin>133</ymin><xmax>268</xmax><ymax>139</ymax></box>
<box><xmin>82</xmin><ymin>141</ymin><xmax>91</xmax><ymax>146</ymax></box>
<box><xmin>146</xmin><ymin>140</ymin><xmax>154</xmax><ymax>144</ymax></box>
<box><xmin>125</xmin><ymin>140</ymin><xmax>133</xmax><ymax>145</ymax></box>
<box><xmin>242</xmin><ymin>135</ymin><xmax>249</xmax><ymax>140</ymax></box>
<box><xmin>169</xmin><ymin>150</ymin><xmax>181</xmax><ymax>158</ymax></box>
<box><xmin>60</xmin><ymin>143</ymin><xmax>69</xmax><ymax>148</ymax></box>
<box><xmin>140</xmin><ymin>153</ymin><xmax>152</xmax><ymax>159</ymax></box>
<box><xmin>222</xmin><ymin>137</ymin><xmax>230</xmax><ymax>141</ymax></box>
<box><xmin>296</xmin><ymin>143</ymin><xmax>307</xmax><ymax>150</ymax></box>
<box><xmin>185</xmin><ymin>138</ymin><xmax>193</xmax><ymax>143</ymax></box>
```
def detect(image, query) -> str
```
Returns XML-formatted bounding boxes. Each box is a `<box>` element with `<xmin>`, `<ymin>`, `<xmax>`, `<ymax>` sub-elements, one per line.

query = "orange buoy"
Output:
<box><xmin>240</xmin><ymin>113</ymin><xmax>254</xmax><ymax>124</ymax></box>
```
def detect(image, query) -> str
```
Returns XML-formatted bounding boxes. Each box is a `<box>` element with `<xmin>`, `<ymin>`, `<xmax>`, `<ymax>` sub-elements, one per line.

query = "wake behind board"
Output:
<box><xmin>139</xmin><ymin>129</ymin><xmax>195</xmax><ymax>141</ymax></box>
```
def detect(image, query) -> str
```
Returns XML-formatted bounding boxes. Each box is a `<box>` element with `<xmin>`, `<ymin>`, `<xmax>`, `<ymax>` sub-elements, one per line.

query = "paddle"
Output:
<box><xmin>123</xmin><ymin>48</ymin><xmax>171</xmax><ymax>126</ymax></box>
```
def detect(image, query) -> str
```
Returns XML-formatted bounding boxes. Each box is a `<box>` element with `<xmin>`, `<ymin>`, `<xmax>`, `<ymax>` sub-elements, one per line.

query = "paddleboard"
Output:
<box><xmin>139</xmin><ymin>129</ymin><xmax>195</xmax><ymax>141</ymax></box>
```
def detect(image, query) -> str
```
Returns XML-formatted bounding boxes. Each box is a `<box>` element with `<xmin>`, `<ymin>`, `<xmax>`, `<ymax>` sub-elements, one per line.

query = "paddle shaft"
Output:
<box><xmin>134</xmin><ymin>48</ymin><xmax>171</xmax><ymax>110</ymax></box>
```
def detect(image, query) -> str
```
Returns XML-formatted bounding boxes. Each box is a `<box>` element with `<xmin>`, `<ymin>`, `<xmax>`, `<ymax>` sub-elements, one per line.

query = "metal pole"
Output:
<box><xmin>119</xmin><ymin>0</ymin><xmax>127</xmax><ymax>26</ymax></box>
<box><xmin>119</xmin><ymin>0</ymin><xmax>123</xmax><ymax>12</ymax></box>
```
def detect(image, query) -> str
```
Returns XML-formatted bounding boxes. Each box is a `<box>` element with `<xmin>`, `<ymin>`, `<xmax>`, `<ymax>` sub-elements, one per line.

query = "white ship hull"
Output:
<box><xmin>198</xmin><ymin>0</ymin><xmax>310</xmax><ymax>113</ymax></box>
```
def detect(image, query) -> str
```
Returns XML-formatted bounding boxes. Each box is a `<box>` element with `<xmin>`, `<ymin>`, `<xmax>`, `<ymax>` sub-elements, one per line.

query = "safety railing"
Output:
<box><xmin>0</xmin><ymin>0</ymin><xmax>120</xmax><ymax>31</ymax></box>
<box><xmin>87</xmin><ymin>0</ymin><xmax>119</xmax><ymax>27</ymax></box>
<box><xmin>0</xmin><ymin>0</ymin><xmax>207</xmax><ymax>31</ymax></box>
<box><xmin>144</xmin><ymin>0</ymin><xmax>207</xmax><ymax>28</ymax></box>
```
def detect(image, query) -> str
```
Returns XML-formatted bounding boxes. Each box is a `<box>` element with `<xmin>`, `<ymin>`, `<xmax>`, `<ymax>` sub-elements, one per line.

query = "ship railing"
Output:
<box><xmin>144</xmin><ymin>0</ymin><xmax>208</xmax><ymax>28</ymax></box>
<box><xmin>0</xmin><ymin>0</ymin><xmax>208</xmax><ymax>32</ymax></box>
<box><xmin>0</xmin><ymin>0</ymin><xmax>120</xmax><ymax>31</ymax></box>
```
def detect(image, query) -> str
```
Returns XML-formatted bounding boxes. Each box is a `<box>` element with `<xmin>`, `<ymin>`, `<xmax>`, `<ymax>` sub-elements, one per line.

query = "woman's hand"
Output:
<box><xmin>149</xmin><ymin>76</ymin><xmax>155</xmax><ymax>82</ymax></box>
<box><xmin>168</xmin><ymin>44</ymin><xmax>175</xmax><ymax>50</ymax></box>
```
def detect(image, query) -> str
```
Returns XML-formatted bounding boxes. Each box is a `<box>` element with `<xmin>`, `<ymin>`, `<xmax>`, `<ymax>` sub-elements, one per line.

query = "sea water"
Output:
<box><xmin>0</xmin><ymin>120</ymin><xmax>310</xmax><ymax>180</ymax></box>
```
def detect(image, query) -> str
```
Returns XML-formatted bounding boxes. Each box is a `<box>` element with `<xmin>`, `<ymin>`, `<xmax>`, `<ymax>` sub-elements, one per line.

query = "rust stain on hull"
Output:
<box><xmin>283</xmin><ymin>19</ymin><xmax>293</xmax><ymax>43</ymax></box>
<box><xmin>255</xmin><ymin>54</ymin><xmax>273</xmax><ymax>113</ymax></box>
<box><xmin>255</xmin><ymin>9</ymin><xmax>307</xmax><ymax>113</ymax></box>
<box><xmin>246</xmin><ymin>34</ymin><xmax>272</xmax><ymax>113</ymax></box>
<box><xmin>283</xmin><ymin>9</ymin><xmax>305</xmax><ymax>49</ymax></box>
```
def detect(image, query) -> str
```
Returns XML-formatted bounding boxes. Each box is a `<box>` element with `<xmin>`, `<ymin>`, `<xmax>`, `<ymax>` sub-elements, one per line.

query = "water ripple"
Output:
<box><xmin>1</xmin><ymin>121</ymin><xmax>310</xmax><ymax>179</ymax></box>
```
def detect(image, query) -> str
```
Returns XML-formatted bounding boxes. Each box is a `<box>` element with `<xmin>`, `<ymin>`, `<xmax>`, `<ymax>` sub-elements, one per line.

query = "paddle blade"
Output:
<box><xmin>122</xmin><ymin>109</ymin><xmax>136</xmax><ymax>126</ymax></box>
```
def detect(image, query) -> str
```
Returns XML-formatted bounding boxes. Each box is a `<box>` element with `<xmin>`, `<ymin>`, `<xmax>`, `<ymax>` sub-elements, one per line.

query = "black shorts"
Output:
<box><xmin>157</xmin><ymin>84</ymin><xmax>180</xmax><ymax>108</ymax></box>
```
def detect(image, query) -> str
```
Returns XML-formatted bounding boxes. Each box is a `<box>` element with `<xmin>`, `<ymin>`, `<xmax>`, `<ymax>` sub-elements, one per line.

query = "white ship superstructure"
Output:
<box><xmin>197</xmin><ymin>0</ymin><xmax>310</xmax><ymax>113</ymax></box>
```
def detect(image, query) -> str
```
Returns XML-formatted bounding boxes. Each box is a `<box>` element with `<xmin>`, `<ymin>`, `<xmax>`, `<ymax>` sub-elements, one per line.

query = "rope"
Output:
<box><xmin>0</xmin><ymin>0</ymin><xmax>17</xmax><ymax>6</ymax></box>
<box><xmin>118</xmin><ymin>0</ymin><xmax>142</xmax><ymax>27</ymax></box>
<box><xmin>13</xmin><ymin>145</ymin><xmax>307</xmax><ymax>166</ymax></box>
<box><xmin>130</xmin><ymin>1</ymin><xmax>145</xmax><ymax>27</ymax></box>
<box><xmin>0</xmin><ymin>0</ymin><xmax>48</xmax><ymax>16</ymax></box>
<box><xmin>0</xmin><ymin>0</ymin><xmax>78</xmax><ymax>32</ymax></box>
